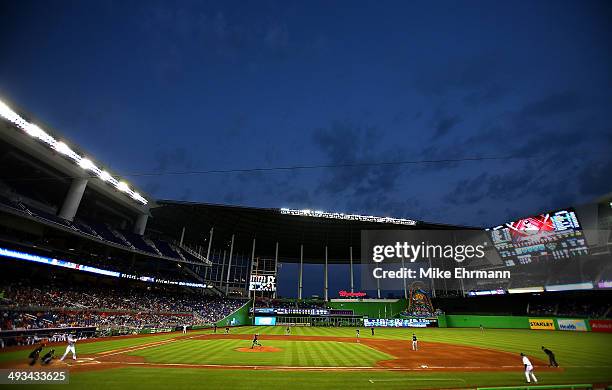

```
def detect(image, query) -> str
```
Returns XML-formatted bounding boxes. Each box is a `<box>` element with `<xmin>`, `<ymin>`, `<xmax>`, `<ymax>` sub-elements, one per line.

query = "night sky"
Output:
<box><xmin>1</xmin><ymin>1</ymin><xmax>611</xmax><ymax>296</ymax></box>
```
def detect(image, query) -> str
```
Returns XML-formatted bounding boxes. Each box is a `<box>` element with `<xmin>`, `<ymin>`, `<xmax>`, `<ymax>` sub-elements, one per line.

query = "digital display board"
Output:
<box><xmin>254</xmin><ymin>317</ymin><xmax>277</xmax><ymax>326</ymax></box>
<box><xmin>363</xmin><ymin>318</ymin><xmax>438</xmax><ymax>328</ymax></box>
<box><xmin>487</xmin><ymin>208</ymin><xmax>588</xmax><ymax>266</ymax></box>
<box><xmin>0</xmin><ymin>247</ymin><xmax>208</xmax><ymax>288</ymax></box>
<box><xmin>249</xmin><ymin>275</ymin><xmax>276</xmax><ymax>291</ymax></box>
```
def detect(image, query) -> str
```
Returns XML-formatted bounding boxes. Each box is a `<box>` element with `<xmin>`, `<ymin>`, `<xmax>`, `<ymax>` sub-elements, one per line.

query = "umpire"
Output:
<box><xmin>541</xmin><ymin>346</ymin><xmax>559</xmax><ymax>367</ymax></box>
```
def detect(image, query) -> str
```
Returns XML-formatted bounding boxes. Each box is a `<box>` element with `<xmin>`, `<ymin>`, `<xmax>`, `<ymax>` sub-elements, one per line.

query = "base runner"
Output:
<box><xmin>520</xmin><ymin>353</ymin><xmax>538</xmax><ymax>383</ymax></box>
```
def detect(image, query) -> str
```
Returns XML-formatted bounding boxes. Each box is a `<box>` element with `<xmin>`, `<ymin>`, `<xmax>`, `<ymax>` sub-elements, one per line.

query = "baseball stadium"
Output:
<box><xmin>0</xmin><ymin>98</ymin><xmax>611</xmax><ymax>390</ymax></box>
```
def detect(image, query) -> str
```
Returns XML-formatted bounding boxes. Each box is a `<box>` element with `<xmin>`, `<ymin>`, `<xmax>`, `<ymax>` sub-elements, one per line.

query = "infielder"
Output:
<box><xmin>356</xmin><ymin>329</ymin><xmax>360</xmax><ymax>341</ymax></box>
<box><xmin>412</xmin><ymin>333</ymin><xmax>418</xmax><ymax>351</ymax></box>
<box><xmin>60</xmin><ymin>334</ymin><xmax>77</xmax><ymax>361</ymax></box>
<box><xmin>542</xmin><ymin>346</ymin><xmax>559</xmax><ymax>367</ymax></box>
<box><xmin>521</xmin><ymin>353</ymin><xmax>538</xmax><ymax>383</ymax></box>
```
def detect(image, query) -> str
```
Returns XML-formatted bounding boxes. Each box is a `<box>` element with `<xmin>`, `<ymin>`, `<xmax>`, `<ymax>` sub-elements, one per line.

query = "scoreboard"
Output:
<box><xmin>249</xmin><ymin>275</ymin><xmax>276</xmax><ymax>291</ymax></box>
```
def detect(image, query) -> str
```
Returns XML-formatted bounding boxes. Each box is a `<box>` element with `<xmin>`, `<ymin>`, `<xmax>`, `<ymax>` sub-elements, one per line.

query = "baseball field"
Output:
<box><xmin>1</xmin><ymin>326</ymin><xmax>611</xmax><ymax>389</ymax></box>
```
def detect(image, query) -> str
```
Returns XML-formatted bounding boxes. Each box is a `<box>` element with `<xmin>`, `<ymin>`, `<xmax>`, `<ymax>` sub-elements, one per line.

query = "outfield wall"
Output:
<box><xmin>214</xmin><ymin>300</ymin><xmax>252</xmax><ymax>327</ymax></box>
<box><xmin>438</xmin><ymin>314</ymin><xmax>605</xmax><ymax>331</ymax></box>
<box><xmin>328</xmin><ymin>299</ymin><xmax>406</xmax><ymax>319</ymax></box>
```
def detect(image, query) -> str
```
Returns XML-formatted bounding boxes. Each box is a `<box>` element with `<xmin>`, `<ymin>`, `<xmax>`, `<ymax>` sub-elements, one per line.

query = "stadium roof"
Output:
<box><xmin>0</xmin><ymin>98</ymin><xmax>151</xmax><ymax>211</ymax></box>
<box><xmin>149</xmin><ymin>200</ymin><xmax>469</xmax><ymax>263</ymax></box>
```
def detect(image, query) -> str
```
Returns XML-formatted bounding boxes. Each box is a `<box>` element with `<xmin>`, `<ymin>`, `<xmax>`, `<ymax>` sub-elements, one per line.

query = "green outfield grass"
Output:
<box><xmin>127</xmin><ymin>339</ymin><xmax>391</xmax><ymax>366</ymax></box>
<box><xmin>2</xmin><ymin>326</ymin><xmax>611</xmax><ymax>389</ymax></box>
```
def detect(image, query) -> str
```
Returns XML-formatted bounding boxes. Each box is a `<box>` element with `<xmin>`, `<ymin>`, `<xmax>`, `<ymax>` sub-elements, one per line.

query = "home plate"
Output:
<box><xmin>420</xmin><ymin>364</ymin><xmax>429</xmax><ymax>368</ymax></box>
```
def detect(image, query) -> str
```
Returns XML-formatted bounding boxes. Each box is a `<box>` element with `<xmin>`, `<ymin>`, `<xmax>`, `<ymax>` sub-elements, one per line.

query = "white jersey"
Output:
<box><xmin>522</xmin><ymin>356</ymin><xmax>533</xmax><ymax>368</ymax></box>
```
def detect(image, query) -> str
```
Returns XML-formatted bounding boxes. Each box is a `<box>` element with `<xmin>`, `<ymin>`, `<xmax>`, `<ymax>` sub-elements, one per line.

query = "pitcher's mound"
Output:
<box><xmin>235</xmin><ymin>346</ymin><xmax>282</xmax><ymax>353</ymax></box>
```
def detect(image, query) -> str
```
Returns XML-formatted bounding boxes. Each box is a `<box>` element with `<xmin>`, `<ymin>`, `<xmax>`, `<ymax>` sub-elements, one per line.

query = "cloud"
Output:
<box><xmin>153</xmin><ymin>147</ymin><xmax>194</xmax><ymax>172</ymax></box>
<box><xmin>432</xmin><ymin>112</ymin><xmax>462</xmax><ymax>139</ymax></box>
<box><xmin>311</xmin><ymin>121</ymin><xmax>402</xmax><ymax>197</ymax></box>
<box><xmin>413</xmin><ymin>51</ymin><xmax>508</xmax><ymax>97</ymax></box>
<box><xmin>521</xmin><ymin>90</ymin><xmax>585</xmax><ymax>118</ymax></box>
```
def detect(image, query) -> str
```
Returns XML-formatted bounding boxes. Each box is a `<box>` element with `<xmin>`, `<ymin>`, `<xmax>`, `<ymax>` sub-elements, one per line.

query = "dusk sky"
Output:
<box><xmin>1</xmin><ymin>0</ymin><xmax>611</xmax><ymax>232</ymax></box>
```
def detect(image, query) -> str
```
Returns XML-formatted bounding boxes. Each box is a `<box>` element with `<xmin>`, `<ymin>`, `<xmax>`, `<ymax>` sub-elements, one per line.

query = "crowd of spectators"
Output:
<box><xmin>528</xmin><ymin>301</ymin><xmax>611</xmax><ymax>318</ymax></box>
<box><xmin>254</xmin><ymin>298</ymin><xmax>327</xmax><ymax>310</ymax></box>
<box><xmin>0</xmin><ymin>281</ymin><xmax>246</xmax><ymax>334</ymax></box>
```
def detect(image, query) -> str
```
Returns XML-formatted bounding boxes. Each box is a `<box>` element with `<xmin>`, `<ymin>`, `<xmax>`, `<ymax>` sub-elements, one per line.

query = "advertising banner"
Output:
<box><xmin>589</xmin><ymin>320</ymin><xmax>612</xmax><ymax>333</ymax></box>
<box><xmin>557</xmin><ymin>319</ymin><xmax>587</xmax><ymax>331</ymax></box>
<box><xmin>529</xmin><ymin>318</ymin><xmax>555</xmax><ymax>330</ymax></box>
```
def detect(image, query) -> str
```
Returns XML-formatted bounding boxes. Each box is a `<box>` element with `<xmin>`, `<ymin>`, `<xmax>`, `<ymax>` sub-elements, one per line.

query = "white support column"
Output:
<box><xmin>298</xmin><ymin>244</ymin><xmax>303</xmax><ymax>300</ymax></box>
<box><xmin>206</xmin><ymin>227</ymin><xmax>214</xmax><ymax>262</ymax></box>
<box><xmin>377</xmin><ymin>277</ymin><xmax>381</xmax><ymax>299</ymax></box>
<box><xmin>179</xmin><ymin>226</ymin><xmax>185</xmax><ymax>246</ymax></box>
<box><xmin>428</xmin><ymin>253</ymin><xmax>436</xmax><ymax>298</ymax></box>
<box><xmin>133</xmin><ymin>213</ymin><xmax>148</xmax><ymax>235</ymax></box>
<box><xmin>58</xmin><ymin>178</ymin><xmax>88</xmax><ymax>221</ymax></box>
<box><xmin>220</xmin><ymin>250</ymin><xmax>227</xmax><ymax>287</ymax></box>
<box><xmin>249</xmin><ymin>238</ymin><xmax>256</xmax><ymax>299</ymax></box>
<box><xmin>274</xmin><ymin>241</ymin><xmax>279</xmax><ymax>298</ymax></box>
<box><xmin>225</xmin><ymin>234</ymin><xmax>235</xmax><ymax>294</ymax></box>
<box><xmin>349</xmin><ymin>246</ymin><xmax>354</xmax><ymax>293</ymax></box>
<box><xmin>324</xmin><ymin>245</ymin><xmax>329</xmax><ymax>301</ymax></box>
<box><xmin>401</xmin><ymin>256</ymin><xmax>408</xmax><ymax>300</ymax></box>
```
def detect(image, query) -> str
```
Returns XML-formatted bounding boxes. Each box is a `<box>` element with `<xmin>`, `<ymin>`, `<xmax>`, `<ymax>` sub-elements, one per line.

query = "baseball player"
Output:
<box><xmin>182</xmin><ymin>324</ymin><xmax>187</xmax><ymax>334</ymax></box>
<box><xmin>60</xmin><ymin>334</ymin><xmax>77</xmax><ymax>361</ymax></box>
<box><xmin>521</xmin><ymin>353</ymin><xmax>538</xmax><ymax>383</ymax></box>
<box><xmin>371</xmin><ymin>327</ymin><xmax>375</xmax><ymax>336</ymax></box>
<box><xmin>213</xmin><ymin>324</ymin><xmax>217</xmax><ymax>333</ymax></box>
<box><xmin>285</xmin><ymin>326</ymin><xmax>291</xmax><ymax>335</ymax></box>
<box><xmin>225</xmin><ymin>326</ymin><xmax>230</xmax><ymax>334</ymax></box>
<box><xmin>251</xmin><ymin>334</ymin><xmax>262</xmax><ymax>349</ymax></box>
<box><xmin>28</xmin><ymin>344</ymin><xmax>43</xmax><ymax>366</ymax></box>
<box><xmin>541</xmin><ymin>346</ymin><xmax>559</xmax><ymax>367</ymax></box>
<box><xmin>41</xmin><ymin>349</ymin><xmax>55</xmax><ymax>365</ymax></box>
<box><xmin>412</xmin><ymin>333</ymin><xmax>418</xmax><ymax>351</ymax></box>
<box><xmin>356</xmin><ymin>329</ymin><xmax>360</xmax><ymax>342</ymax></box>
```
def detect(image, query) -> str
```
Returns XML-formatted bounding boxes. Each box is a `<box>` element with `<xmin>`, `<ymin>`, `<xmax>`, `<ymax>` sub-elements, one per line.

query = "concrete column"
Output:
<box><xmin>349</xmin><ymin>246</ymin><xmax>354</xmax><ymax>293</ymax></box>
<box><xmin>205</xmin><ymin>227</ymin><xmax>214</xmax><ymax>263</ymax></box>
<box><xmin>58</xmin><ymin>178</ymin><xmax>88</xmax><ymax>221</ymax></box>
<box><xmin>298</xmin><ymin>244</ymin><xmax>303</xmax><ymax>299</ymax></box>
<box><xmin>324</xmin><ymin>245</ymin><xmax>329</xmax><ymax>301</ymax></box>
<box><xmin>179</xmin><ymin>226</ymin><xmax>185</xmax><ymax>246</ymax></box>
<box><xmin>225</xmin><ymin>234</ymin><xmax>235</xmax><ymax>294</ymax></box>
<box><xmin>273</xmin><ymin>242</ymin><xmax>279</xmax><ymax>298</ymax></box>
<box><xmin>377</xmin><ymin>277</ymin><xmax>381</xmax><ymax>299</ymax></box>
<box><xmin>133</xmin><ymin>212</ymin><xmax>148</xmax><ymax>235</ymax></box>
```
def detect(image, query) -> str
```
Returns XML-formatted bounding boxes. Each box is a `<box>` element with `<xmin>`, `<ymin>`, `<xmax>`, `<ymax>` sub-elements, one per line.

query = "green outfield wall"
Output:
<box><xmin>438</xmin><ymin>314</ymin><xmax>594</xmax><ymax>331</ymax></box>
<box><xmin>328</xmin><ymin>299</ymin><xmax>407</xmax><ymax>319</ymax></box>
<box><xmin>214</xmin><ymin>300</ymin><xmax>252</xmax><ymax>327</ymax></box>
